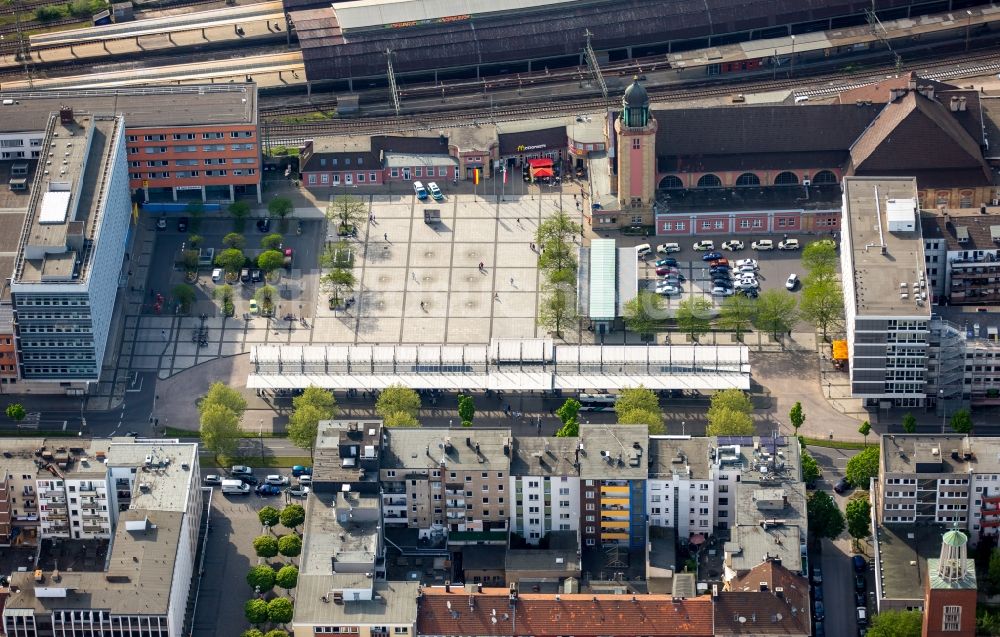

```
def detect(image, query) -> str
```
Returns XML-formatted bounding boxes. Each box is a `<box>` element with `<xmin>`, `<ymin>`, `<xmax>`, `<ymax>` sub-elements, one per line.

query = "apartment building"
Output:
<box><xmin>647</xmin><ymin>438</ymin><xmax>715</xmax><ymax>538</ymax></box>
<box><xmin>380</xmin><ymin>428</ymin><xmax>511</xmax><ymax>543</ymax></box>
<box><xmin>0</xmin><ymin>466</ymin><xmax>11</xmax><ymax>546</ymax></box>
<box><xmin>3</xmin><ymin>439</ymin><xmax>203</xmax><ymax>637</ymax></box>
<box><xmin>841</xmin><ymin>176</ymin><xmax>932</xmax><ymax>408</ymax></box>
<box><xmin>921</xmin><ymin>209</ymin><xmax>1000</xmax><ymax>305</ymax></box>
<box><xmin>509</xmin><ymin>437</ymin><xmax>580</xmax><ymax>544</ymax></box>
<box><xmin>10</xmin><ymin>109</ymin><xmax>132</xmax><ymax>385</ymax></box>
<box><xmin>0</xmin><ymin>85</ymin><xmax>261</xmax><ymax>203</ymax></box>
<box><xmin>577</xmin><ymin>425</ymin><xmax>648</xmax><ymax>550</ymax></box>
<box><xmin>314</xmin><ymin>420</ymin><xmax>383</xmax><ymax>495</ymax></box>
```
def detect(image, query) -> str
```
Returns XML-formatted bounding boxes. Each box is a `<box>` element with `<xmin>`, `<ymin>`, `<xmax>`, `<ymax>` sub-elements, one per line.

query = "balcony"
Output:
<box><xmin>601</xmin><ymin>531</ymin><xmax>629</xmax><ymax>540</ymax></box>
<box><xmin>982</xmin><ymin>518</ymin><xmax>1000</xmax><ymax>528</ymax></box>
<box><xmin>382</xmin><ymin>496</ymin><xmax>406</xmax><ymax>507</ymax></box>
<box><xmin>983</xmin><ymin>495</ymin><xmax>1000</xmax><ymax>506</ymax></box>
<box><xmin>601</xmin><ymin>485</ymin><xmax>630</xmax><ymax>495</ymax></box>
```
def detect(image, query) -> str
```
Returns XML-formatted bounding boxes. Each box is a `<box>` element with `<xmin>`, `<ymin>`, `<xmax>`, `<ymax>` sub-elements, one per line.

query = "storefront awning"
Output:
<box><xmin>532</xmin><ymin>167</ymin><xmax>554</xmax><ymax>178</ymax></box>
<box><xmin>527</xmin><ymin>158</ymin><xmax>553</xmax><ymax>168</ymax></box>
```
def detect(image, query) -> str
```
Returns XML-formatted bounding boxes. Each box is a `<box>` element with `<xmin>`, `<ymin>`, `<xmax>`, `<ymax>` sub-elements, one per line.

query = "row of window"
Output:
<box><xmin>130</xmin><ymin>169</ymin><xmax>256</xmax><ymax>179</ymax></box>
<box><xmin>128</xmin><ymin>131</ymin><xmax>254</xmax><ymax>142</ymax></box>
<box><xmin>317</xmin><ymin>156</ymin><xmax>367</xmax><ymax>167</ymax></box>
<box><xmin>389</xmin><ymin>166</ymin><xmax>452</xmax><ymax>178</ymax></box>
<box><xmin>131</xmin><ymin>157</ymin><xmax>256</xmax><ymax>168</ymax></box>
<box><xmin>129</xmin><ymin>143</ymin><xmax>256</xmax><ymax>154</ymax></box>
<box><xmin>659</xmin><ymin>170</ymin><xmax>839</xmax><ymax>190</ymax></box>
<box><xmin>308</xmin><ymin>172</ymin><xmax>379</xmax><ymax>185</ymax></box>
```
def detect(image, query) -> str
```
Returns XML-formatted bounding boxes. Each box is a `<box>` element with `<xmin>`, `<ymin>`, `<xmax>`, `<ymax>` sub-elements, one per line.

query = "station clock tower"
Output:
<box><xmin>614</xmin><ymin>78</ymin><xmax>658</xmax><ymax>212</ymax></box>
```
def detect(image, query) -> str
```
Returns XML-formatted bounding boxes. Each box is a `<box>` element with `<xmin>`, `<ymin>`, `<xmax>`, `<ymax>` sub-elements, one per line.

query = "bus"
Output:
<box><xmin>578</xmin><ymin>393</ymin><xmax>618</xmax><ymax>411</ymax></box>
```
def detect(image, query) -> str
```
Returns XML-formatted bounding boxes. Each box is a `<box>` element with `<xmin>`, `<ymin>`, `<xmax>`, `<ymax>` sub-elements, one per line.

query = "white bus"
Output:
<box><xmin>578</xmin><ymin>393</ymin><xmax>618</xmax><ymax>411</ymax></box>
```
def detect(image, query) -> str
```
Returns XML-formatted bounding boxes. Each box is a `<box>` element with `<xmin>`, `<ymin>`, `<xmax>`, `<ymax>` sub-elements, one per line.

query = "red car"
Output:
<box><xmin>655</xmin><ymin>266</ymin><xmax>679</xmax><ymax>276</ymax></box>
<box><xmin>709</xmin><ymin>258</ymin><xmax>729</xmax><ymax>267</ymax></box>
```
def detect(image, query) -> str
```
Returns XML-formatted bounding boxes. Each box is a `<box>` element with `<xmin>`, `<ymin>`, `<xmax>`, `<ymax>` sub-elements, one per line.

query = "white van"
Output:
<box><xmin>413</xmin><ymin>181</ymin><xmax>429</xmax><ymax>200</ymax></box>
<box><xmin>221</xmin><ymin>479</ymin><xmax>250</xmax><ymax>495</ymax></box>
<box><xmin>636</xmin><ymin>243</ymin><xmax>652</xmax><ymax>259</ymax></box>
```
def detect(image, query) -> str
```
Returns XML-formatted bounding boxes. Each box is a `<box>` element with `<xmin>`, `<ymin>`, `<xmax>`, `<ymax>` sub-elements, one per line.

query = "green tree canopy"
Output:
<box><xmin>279</xmin><ymin>504</ymin><xmax>306</xmax><ymax>531</ymax></box>
<box><xmin>846</xmin><ymin>493</ymin><xmax>872</xmax><ymax>541</ymax></box>
<box><xmin>846</xmin><ymin>445</ymin><xmax>880</xmax><ymax>489</ymax></box>
<box><xmin>950</xmin><ymin>408</ymin><xmax>973</xmax><ymax>434</ymax></box>
<box><xmin>326</xmin><ymin>195</ymin><xmax>367</xmax><ymax>232</ymax></box>
<box><xmin>200</xmin><ymin>382</ymin><xmax>247</xmax><ymax>419</ymax></box>
<box><xmin>675</xmin><ymin>297</ymin><xmax>712</xmax><ymax>340</ymax></box>
<box><xmin>241</xmin><ymin>629</ymin><xmax>265</xmax><ymax>637</ymax></box>
<box><xmin>807</xmin><ymin>490</ymin><xmax>845</xmax><ymax>540</ymax></box>
<box><xmin>277</xmin><ymin>533</ymin><xmax>302</xmax><ymax>558</ymax></box>
<box><xmin>537</xmin><ymin>239</ymin><xmax>577</xmax><ymax>274</ymax></box>
<box><xmin>987</xmin><ymin>549</ymin><xmax>1000</xmax><ymax>595</ymax></box>
<box><xmin>322</xmin><ymin>268</ymin><xmax>356</xmax><ymax>304</ymax></box>
<box><xmin>555</xmin><ymin>417</ymin><xmax>579</xmax><ymax>438</ymax></box>
<box><xmin>223</xmin><ymin>232</ymin><xmax>246</xmax><ymax>249</ymax></box>
<box><xmin>265</xmin><ymin>630</ymin><xmax>290</xmax><ymax>637</ymax></box>
<box><xmin>257</xmin><ymin>250</ymin><xmax>285</xmax><ymax>274</ymax></box>
<box><xmin>376</xmin><ymin>385</ymin><xmax>421</xmax><ymax>421</ymax></box>
<box><xmin>789</xmin><ymin>402</ymin><xmax>804</xmax><ymax>432</ymax></box>
<box><xmin>623</xmin><ymin>290</ymin><xmax>666</xmax><ymax>336</ymax></box>
<box><xmin>617</xmin><ymin>408</ymin><xmax>665</xmax><ymax>435</ymax></box>
<box><xmin>258</xmin><ymin>506</ymin><xmax>280</xmax><ymax>529</ymax></box>
<box><xmin>268</xmin><ymin>197</ymin><xmax>294</xmax><ymax>219</ymax></box>
<box><xmin>215</xmin><ymin>248</ymin><xmax>246</xmax><ymax>274</ymax></box>
<box><xmin>261</xmin><ymin>233</ymin><xmax>284</xmax><ymax>251</ymax></box>
<box><xmin>287</xmin><ymin>388</ymin><xmax>338</xmax><ymax>458</ymax></box>
<box><xmin>253</xmin><ymin>535</ymin><xmax>279</xmax><ymax>558</ymax></box>
<box><xmin>458</xmin><ymin>394</ymin><xmax>475</xmax><ymax>424</ymax></box>
<box><xmin>556</xmin><ymin>399</ymin><xmax>581</xmax><ymax>425</ymax></box>
<box><xmin>229</xmin><ymin>200</ymin><xmax>250</xmax><ymax>224</ymax></box>
<box><xmin>614</xmin><ymin>387</ymin><xmax>660</xmax><ymax>420</ymax></box>
<box><xmin>902</xmin><ymin>412</ymin><xmax>917</xmax><ymax>434</ymax></box>
<box><xmin>5</xmin><ymin>403</ymin><xmax>26</xmax><ymax>422</ymax></box>
<box><xmin>859</xmin><ymin>420</ymin><xmax>872</xmax><ymax>445</ymax></box>
<box><xmin>275</xmin><ymin>565</ymin><xmax>299</xmax><ymax>591</ymax></box>
<box><xmin>267</xmin><ymin>597</ymin><xmax>294</xmax><ymax>624</ymax></box>
<box><xmin>709</xmin><ymin>389</ymin><xmax>753</xmax><ymax>418</ymax></box>
<box><xmin>867</xmin><ymin>609</ymin><xmax>922</xmax><ymax>637</ymax></box>
<box><xmin>537</xmin><ymin>285</ymin><xmax>577</xmax><ymax>337</ymax></box>
<box><xmin>801</xmin><ymin>239</ymin><xmax>839</xmax><ymax>278</ymax></box>
<box><xmin>245</xmin><ymin>599</ymin><xmax>269</xmax><ymax>625</ymax></box>
<box><xmin>718</xmin><ymin>294</ymin><xmax>757</xmax><ymax>339</ymax></box>
<box><xmin>383</xmin><ymin>411</ymin><xmax>420</xmax><ymax>428</ymax></box>
<box><xmin>752</xmin><ymin>289</ymin><xmax>799</xmax><ymax>336</ymax></box>
<box><xmin>800</xmin><ymin>278</ymin><xmax>844</xmax><ymax>340</ymax></box>
<box><xmin>199</xmin><ymin>403</ymin><xmax>240</xmax><ymax>462</ymax></box>
<box><xmin>801</xmin><ymin>451</ymin><xmax>821</xmax><ymax>485</ymax></box>
<box><xmin>706</xmin><ymin>407</ymin><xmax>754</xmax><ymax>437</ymax></box>
<box><xmin>172</xmin><ymin>284</ymin><xmax>196</xmax><ymax>312</ymax></box>
<box><xmin>535</xmin><ymin>210</ymin><xmax>582</xmax><ymax>246</ymax></box>
<box><xmin>254</xmin><ymin>285</ymin><xmax>277</xmax><ymax>314</ymax></box>
<box><xmin>246</xmin><ymin>565</ymin><xmax>276</xmax><ymax>592</ymax></box>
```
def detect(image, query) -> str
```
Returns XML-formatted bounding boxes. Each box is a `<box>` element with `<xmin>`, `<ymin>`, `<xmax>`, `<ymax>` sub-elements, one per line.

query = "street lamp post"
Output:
<box><xmin>966</xmin><ymin>10</ymin><xmax>973</xmax><ymax>51</ymax></box>
<box><xmin>681</xmin><ymin>421</ymin><xmax>686</xmax><ymax>436</ymax></box>
<box><xmin>939</xmin><ymin>389</ymin><xmax>946</xmax><ymax>432</ymax></box>
<box><xmin>259</xmin><ymin>418</ymin><xmax>264</xmax><ymax>460</ymax></box>
<box><xmin>790</xmin><ymin>35</ymin><xmax>796</xmax><ymax>77</ymax></box>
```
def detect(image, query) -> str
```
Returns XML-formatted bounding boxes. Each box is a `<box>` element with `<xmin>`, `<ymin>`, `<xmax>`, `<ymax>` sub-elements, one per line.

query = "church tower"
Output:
<box><xmin>923</xmin><ymin>527</ymin><xmax>977</xmax><ymax>637</ymax></box>
<box><xmin>614</xmin><ymin>78</ymin><xmax>658</xmax><ymax>213</ymax></box>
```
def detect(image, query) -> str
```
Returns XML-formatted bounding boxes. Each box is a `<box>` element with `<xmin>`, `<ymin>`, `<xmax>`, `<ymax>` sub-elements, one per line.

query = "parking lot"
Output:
<box><xmin>635</xmin><ymin>234</ymin><xmax>821</xmax><ymax>312</ymax></box>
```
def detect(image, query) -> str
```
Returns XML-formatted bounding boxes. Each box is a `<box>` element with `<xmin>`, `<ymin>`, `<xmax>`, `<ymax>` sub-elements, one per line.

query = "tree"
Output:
<box><xmin>261</xmin><ymin>233</ymin><xmax>284</xmax><ymax>251</ymax></box>
<box><xmin>258</xmin><ymin>506</ymin><xmax>280</xmax><ymax>529</ymax></box>
<box><xmin>801</xmin><ymin>451</ymin><xmax>821</xmax><ymax>486</ymax></box>
<box><xmin>706</xmin><ymin>407</ymin><xmax>755</xmax><ymax>437</ymax></box>
<box><xmin>950</xmin><ymin>408</ymin><xmax>973</xmax><ymax>435</ymax></box>
<box><xmin>800</xmin><ymin>278</ymin><xmax>844</xmax><ymax>341</ymax></box>
<box><xmin>846</xmin><ymin>493</ymin><xmax>872</xmax><ymax>544</ymax></box>
<box><xmin>614</xmin><ymin>387</ymin><xmax>660</xmax><ymax>420</ymax></box>
<box><xmin>222</xmin><ymin>232</ymin><xmax>246</xmax><ymax>250</ymax></box>
<box><xmin>253</xmin><ymin>535</ymin><xmax>279</xmax><ymax>558</ymax></box>
<box><xmin>789</xmin><ymin>401</ymin><xmax>804</xmax><ymax>434</ymax></box>
<box><xmin>867</xmin><ymin>610</ymin><xmax>922</xmax><ymax>637</ymax></box>
<box><xmin>555</xmin><ymin>417</ymin><xmax>579</xmax><ymax>438</ymax></box>
<box><xmin>241</xmin><ymin>630</ymin><xmax>265</xmax><ymax>637</ymax></box>
<box><xmin>268</xmin><ymin>197</ymin><xmax>293</xmax><ymax>219</ymax></box>
<box><xmin>556</xmin><ymin>399</ymin><xmax>581</xmax><ymax>425</ymax></box>
<box><xmin>536</xmin><ymin>210</ymin><xmax>582</xmax><ymax>246</ymax></box>
<box><xmin>718</xmin><ymin>294</ymin><xmax>756</xmax><ymax>340</ymax></box>
<box><xmin>807</xmin><ymin>490</ymin><xmax>845</xmax><ymax>540</ymax></box>
<box><xmin>5</xmin><ymin>403</ymin><xmax>26</xmax><ymax>422</ymax></box>
<box><xmin>326</xmin><ymin>195</ymin><xmax>366</xmax><ymax>234</ymax></box>
<box><xmin>675</xmin><ymin>297</ymin><xmax>713</xmax><ymax>340</ymax></box>
<box><xmin>277</xmin><ymin>533</ymin><xmax>302</xmax><ymax>558</ymax></box>
<box><xmin>275</xmin><ymin>565</ymin><xmax>298</xmax><ymax>592</ymax></box>
<box><xmin>375</xmin><ymin>385</ymin><xmax>421</xmax><ymax>421</ymax></box>
<box><xmin>618</xmin><ymin>409</ymin><xmax>665</xmax><ymax>435</ymax></box>
<box><xmin>186</xmin><ymin>200</ymin><xmax>205</xmax><ymax>231</ymax></box>
<box><xmin>708</xmin><ymin>389</ymin><xmax>753</xmax><ymax>419</ymax></box>
<box><xmin>254</xmin><ymin>285</ymin><xmax>277</xmax><ymax>316</ymax></box>
<box><xmin>267</xmin><ymin>597</ymin><xmax>294</xmax><ymax>625</ymax></box>
<box><xmin>215</xmin><ymin>248</ymin><xmax>246</xmax><ymax>274</ymax></box>
<box><xmin>229</xmin><ymin>200</ymin><xmax>250</xmax><ymax>230</ymax></box>
<box><xmin>187</xmin><ymin>234</ymin><xmax>203</xmax><ymax>248</ymax></box>
<box><xmin>279</xmin><ymin>504</ymin><xmax>306</xmax><ymax>532</ymax></box>
<box><xmin>320</xmin><ymin>240</ymin><xmax>353</xmax><ymax>269</ymax></box>
<box><xmin>265</xmin><ymin>631</ymin><xmax>290</xmax><ymax>637</ymax></box>
<box><xmin>752</xmin><ymin>289</ymin><xmax>799</xmax><ymax>337</ymax></box>
<box><xmin>288</xmin><ymin>388</ymin><xmax>337</xmax><ymax>458</ymax></box>
<box><xmin>180</xmin><ymin>249</ymin><xmax>200</xmax><ymax>272</ymax></box>
<box><xmin>621</xmin><ymin>291</ymin><xmax>662</xmax><ymax>338</ymax></box>
<box><xmin>902</xmin><ymin>412</ymin><xmax>917</xmax><ymax>434</ymax></box>
<box><xmin>458</xmin><ymin>394</ymin><xmax>475</xmax><ymax>426</ymax></box>
<box><xmin>246</xmin><ymin>565</ymin><xmax>276</xmax><ymax>592</ymax></box>
<box><xmin>245</xmin><ymin>599</ymin><xmax>269</xmax><ymax>625</ymax></box>
<box><xmin>199</xmin><ymin>382</ymin><xmax>247</xmax><ymax>419</ymax></box>
<box><xmin>846</xmin><ymin>445</ymin><xmax>880</xmax><ymax>489</ymax></box>
<box><xmin>859</xmin><ymin>420</ymin><xmax>872</xmax><ymax>446</ymax></box>
<box><xmin>383</xmin><ymin>411</ymin><xmax>419</xmax><ymax>428</ymax></box>
<box><xmin>322</xmin><ymin>268</ymin><xmax>355</xmax><ymax>305</ymax></box>
<box><xmin>257</xmin><ymin>250</ymin><xmax>285</xmax><ymax>274</ymax></box>
<box><xmin>172</xmin><ymin>284</ymin><xmax>196</xmax><ymax>313</ymax></box>
<box><xmin>987</xmin><ymin>549</ymin><xmax>1000</xmax><ymax>594</ymax></box>
<box><xmin>199</xmin><ymin>403</ymin><xmax>241</xmax><ymax>462</ymax></box>
<box><xmin>801</xmin><ymin>239</ymin><xmax>838</xmax><ymax>279</ymax></box>
<box><xmin>537</xmin><ymin>285</ymin><xmax>577</xmax><ymax>338</ymax></box>
<box><xmin>537</xmin><ymin>238</ymin><xmax>577</xmax><ymax>275</ymax></box>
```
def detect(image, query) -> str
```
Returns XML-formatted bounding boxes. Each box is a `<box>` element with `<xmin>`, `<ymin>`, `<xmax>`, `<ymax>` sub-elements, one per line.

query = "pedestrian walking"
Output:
<box><xmin>479</xmin><ymin>261</ymin><xmax>485</xmax><ymax>271</ymax></box>
<box><xmin>510</xmin><ymin>277</ymin><xmax>515</xmax><ymax>286</ymax></box>
<box><xmin>530</xmin><ymin>242</ymin><xmax>536</xmax><ymax>251</ymax></box>
<box><xmin>412</xmin><ymin>272</ymin><xmax>418</xmax><ymax>282</ymax></box>
<box><xmin>516</xmin><ymin>218</ymin><xmax>521</xmax><ymax>225</ymax></box>
<box><xmin>384</xmin><ymin>232</ymin><xmax>389</xmax><ymax>242</ymax></box>
<box><xmin>494</xmin><ymin>292</ymin><xmax>500</xmax><ymax>301</ymax></box>
<box><xmin>161</xmin><ymin>329</ymin><xmax>167</xmax><ymax>341</ymax></box>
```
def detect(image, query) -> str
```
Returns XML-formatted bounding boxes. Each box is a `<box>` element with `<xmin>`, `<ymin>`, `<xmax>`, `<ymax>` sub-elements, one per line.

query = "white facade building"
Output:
<box><xmin>509</xmin><ymin>438</ymin><xmax>580</xmax><ymax>544</ymax></box>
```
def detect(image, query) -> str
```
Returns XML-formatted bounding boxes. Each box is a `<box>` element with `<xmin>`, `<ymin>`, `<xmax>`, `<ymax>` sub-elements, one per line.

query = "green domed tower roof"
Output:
<box><xmin>942</xmin><ymin>528</ymin><xmax>968</xmax><ymax>547</ymax></box>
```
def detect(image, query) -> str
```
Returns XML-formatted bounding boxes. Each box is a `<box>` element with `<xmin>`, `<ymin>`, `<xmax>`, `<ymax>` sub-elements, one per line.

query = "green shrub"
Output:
<box><xmin>35</xmin><ymin>5</ymin><xmax>66</xmax><ymax>21</ymax></box>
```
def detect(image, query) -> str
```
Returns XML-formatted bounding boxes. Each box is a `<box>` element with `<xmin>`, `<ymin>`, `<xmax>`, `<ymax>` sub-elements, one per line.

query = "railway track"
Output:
<box><xmin>261</xmin><ymin>46</ymin><xmax>1000</xmax><ymax>141</ymax></box>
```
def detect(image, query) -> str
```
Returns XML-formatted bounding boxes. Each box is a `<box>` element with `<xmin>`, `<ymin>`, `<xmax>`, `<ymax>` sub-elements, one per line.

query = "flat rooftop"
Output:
<box><xmin>314</xmin><ymin>420</ymin><xmax>382</xmax><ymax>485</ymax></box>
<box><xmin>648</xmin><ymin>437</ymin><xmax>710</xmax><ymax>480</ymax></box>
<box><xmin>333</xmin><ymin>0</ymin><xmax>579</xmax><ymax>32</ymax></box>
<box><xmin>382</xmin><ymin>428</ymin><xmax>512</xmax><ymax>472</ymax></box>
<box><xmin>880</xmin><ymin>433</ymin><xmax>991</xmax><ymax>474</ymax></box>
<box><xmin>842</xmin><ymin>176</ymin><xmax>931</xmax><ymax>318</ymax></box>
<box><xmin>13</xmin><ymin>113</ymin><xmax>120</xmax><ymax>286</ymax></box>
<box><xmin>0</xmin><ymin>85</ymin><xmax>256</xmax><ymax>133</ymax></box>
<box><xmin>510</xmin><ymin>436</ymin><xmax>580</xmax><ymax>477</ymax></box>
<box><xmin>734</xmin><ymin>481</ymin><xmax>807</xmax><ymax>529</ymax></box>
<box><xmin>875</xmin><ymin>523</ymin><xmax>953</xmax><ymax>603</ymax></box>
<box><xmin>725</xmin><ymin>524</ymin><xmax>802</xmax><ymax>575</ymax></box>
<box><xmin>107</xmin><ymin>441</ymin><xmax>199</xmax><ymax>512</ymax></box>
<box><xmin>301</xmin><ymin>490</ymin><xmax>379</xmax><ymax>576</ymax></box>
<box><xmin>294</xmin><ymin>579</ymin><xmax>419</xmax><ymax>626</ymax></box>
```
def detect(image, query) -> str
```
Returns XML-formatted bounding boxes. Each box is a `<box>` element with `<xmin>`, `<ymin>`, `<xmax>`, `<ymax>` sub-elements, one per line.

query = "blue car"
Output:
<box><xmin>255</xmin><ymin>484</ymin><xmax>281</xmax><ymax>496</ymax></box>
<box><xmin>702</xmin><ymin>251</ymin><xmax>723</xmax><ymax>261</ymax></box>
<box><xmin>853</xmin><ymin>555</ymin><xmax>867</xmax><ymax>573</ymax></box>
<box><xmin>291</xmin><ymin>465</ymin><xmax>313</xmax><ymax>477</ymax></box>
<box><xmin>655</xmin><ymin>258</ymin><xmax>678</xmax><ymax>268</ymax></box>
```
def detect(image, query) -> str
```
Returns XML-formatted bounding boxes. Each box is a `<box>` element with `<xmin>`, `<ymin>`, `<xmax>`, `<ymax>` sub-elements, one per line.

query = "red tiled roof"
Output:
<box><xmin>715</xmin><ymin>561</ymin><xmax>811</xmax><ymax>636</ymax></box>
<box><xmin>836</xmin><ymin>72</ymin><xmax>956</xmax><ymax>104</ymax></box>
<box><xmin>417</xmin><ymin>589</ymin><xmax>714</xmax><ymax>637</ymax></box>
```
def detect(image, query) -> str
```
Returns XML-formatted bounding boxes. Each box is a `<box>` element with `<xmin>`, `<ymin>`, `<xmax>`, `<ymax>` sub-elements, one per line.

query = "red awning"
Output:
<box><xmin>532</xmin><ymin>167</ymin><xmax>555</xmax><ymax>178</ymax></box>
<box><xmin>527</xmin><ymin>158</ymin><xmax>553</xmax><ymax>168</ymax></box>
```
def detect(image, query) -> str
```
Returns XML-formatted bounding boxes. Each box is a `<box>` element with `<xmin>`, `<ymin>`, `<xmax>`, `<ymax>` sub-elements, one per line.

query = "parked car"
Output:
<box><xmin>177</xmin><ymin>216</ymin><xmax>188</xmax><ymax>232</ymax></box>
<box><xmin>813</xmin><ymin>586</ymin><xmax>823</xmax><ymax>602</ymax></box>
<box><xmin>662</xmin><ymin>274</ymin><xmax>686</xmax><ymax>283</ymax></box>
<box><xmin>834</xmin><ymin>477</ymin><xmax>851</xmax><ymax>494</ymax></box>
<box><xmin>211</xmin><ymin>268</ymin><xmax>223</xmax><ymax>283</ymax></box>
<box><xmin>656</xmin><ymin>283</ymin><xmax>682</xmax><ymax>296</ymax></box>
<box><xmin>814</xmin><ymin>622</ymin><xmax>825</xmax><ymax>637</ymax></box>
<box><xmin>257</xmin><ymin>217</ymin><xmax>272</xmax><ymax>233</ymax></box>
<box><xmin>721</xmin><ymin>240</ymin><xmax>744</xmax><ymax>251</ymax></box>
<box><xmin>265</xmin><ymin>474</ymin><xmax>289</xmax><ymax>486</ymax></box>
<box><xmin>298</xmin><ymin>475</ymin><xmax>313</xmax><ymax>485</ymax></box>
<box><xmin>855</xmin><ymin>574</ymin><xmax>866</xmax><ymax>591</ymax></box>
<box><xmin>692</xmin><ymin>240</ymin><xmax>715</xmax><ymax>251</ymax></box>
<box><xmin>288</xmin><ymin>485</ymin><xmax>310</xmax><ymax>498</ymax></box>
<box><xmin>251</xmin><ymin>269</ymin><xmax>263</xmax><ymax>283</ymax></box>
<box><xmin>786</xmin><ymin>273</ymin><xmax>799</xmax><ymax>290</ymax></box>
<box><xmin>812</xmin><ymin>567</ymin><xmax>823</xmax><ymax>585</ymax></box>
<box><xmin>711</xmin><ymin>286</ymin><xmax>734</xmax><ymax>296</ymax></box>
<box><xmin>156</xmin><ymin>216</ymin><xmax>167</xmax><ymax>230</ymax></box>
<box><xmin>778</xmin><ymin>238</ymin><xmax>801</xmax><ymax>250</ymax></box>
<box><xmin>291</xmin><ymin>465</ymin><xmax>312</xmax><ymax>477</ymax></box>
<box><xmin>752</xmin><ymin>239</ymin><xmax>774</xmax><ymax>250</ymax></box>
<box><xmin>737</xmin><ymin>265</ymin><xmax>758</xmax><ymax>275</ymax></box>
<box><xmin>249</xmin><ymin>299</ymin><xmax>259</xmax><ymax>315</ymax></box>
<box><xmin>854</xmin><ymin>592</ymin><xmax>866</xmax><ymax>607</ymax></box>
<box><xmin>413</xmin><ymin>181</ymin><xmax>429</xmax><ymax>200</ymax></box>
<box><xmin>853</xmin><ymin>555</ymin><xmax>868</xmax><ymax>573</ymax></box>
<box><xmin>240</xmin><ymin>268</ymin><xmax>251</xmax><ymax>283</ymax></box>
<box><xmin>709</xmin><ymin>265</ymin><xmax>731</xmax><ymax>274</ymax></box>
<box><xmin>231</xmin><ymin>465</ymin><xmax>253</xmax><ymax>476</ymax></box>
<box><xmin>736</xmin><ymin>279</ymin><xmax>759</xmax><ymax>291</ymax></box>
<box><xmin>709</xmin><ymin>258</ymin><xmax>729</xmax><ymax>267</ymax></box>
<box><xmin>814</xmin><ymin>601</ymin><xmax>825</xmax><ymax>622</ymax></box>
<box><xmin>656</xmin><ymin>266</ymin><xmax>679</xmax><ymax>277</ymax></box>
<box><xmin>256</xmin><ymin>484</ymin><xmax>281</xmax><ymax>496</ymax></box>
<box><xmin>428</xmin><ymin>181</ymin><xmax>444</xmax><ymax>201</ymax></box>
<box><xmin>238</xmin><ymin>474</ymin><xmax>259</xmax><ymax>485</ymax></box>
<box><xmin>702</xmin><ymin>251</ymin><xmax>724</xmax><ymax>261</ymax></box>
<box><xmin>856</xmin><ymin>606</ymin><xmax>868</xmax><ymax>627</ymax></box>
<box><xmin>655</xmin><ymin>258</ymin><xmax>678</xmax><ymax>268</ymax></box>
<box><xmin>204</xmin><ymin>474</ymin><xmax>223</xmax><ymax>485</ymax></box>
<box><xmin>657</xmin><ymin>242</ymin><xmax>681</xmax><ymax>254</ymax></box>
<box><xmin>736</xmin><ymin>258</ymin><xmax>759</xmax><ymax>269</ymax></box>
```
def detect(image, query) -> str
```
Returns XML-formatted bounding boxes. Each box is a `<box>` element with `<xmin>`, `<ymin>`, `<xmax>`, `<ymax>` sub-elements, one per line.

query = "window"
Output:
<box><xmin>321</xmin><ymin>174</ymin><xmax>329</xmax><ymax>185</ymax></box>
<box><xmin>812</xmin><ymin>170</ymin><xmax>837</xmax><ymax>185</ymax></box>
<box><xmin>415</xmin><ymin>167</ymin><xmax>422</xmax><ymax>177</ymax></box>
<box><xmin>659</xmin><ymin>175</ymin><xmax>683</xmax><ymax>189</ymax></box>
<box><xmin>439</xmin><ymin>166</ymin><xmax>448</xmax><ymax>177</ymax></box>
<box><xmin>391</xmin><ymin>168</ymin><xmax>399</xmax><ymax>178</ymax></box>
<box><xmin>357</xmin><ymin>173</ymin><xmax>365</xmax><ymax>182</ymax></box>
<box><xmin>371</xmin><ymin>172</ymin><xmax>378</xmax><ymax>182</ymax></box>
<box><xmin>773</xmin><ymin>171</ymin><xmax>799</xmax><ymax>186</ymax></box>
<box><xmin>943</xmin><ymin>605</ymin><xmax>961</xmax><ymax>631</ymax></box>
<box><xmin>735</xmin><ymin>172</ymin><xmax>760</xmax><ymax>187</ymax></box>
<box><xmin>308</xmin><ymin>174</ymin><xmax>317</xmax><ymax>185</ymax></box>
<box><xmin>697</xmin><ymin>174</ymin><xmax>722</xmax><ymax>188</ymax></box>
